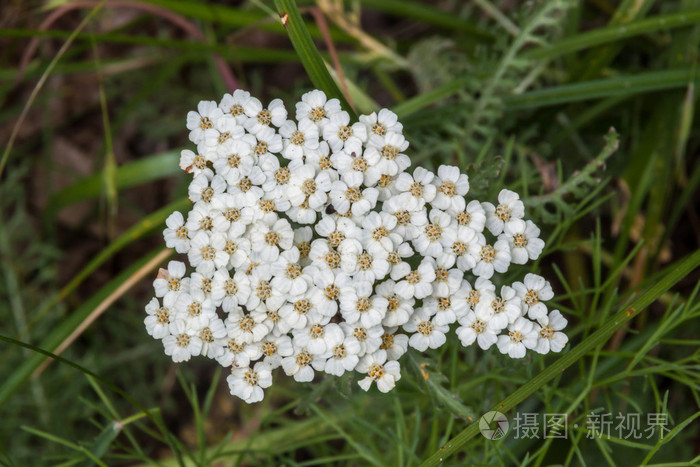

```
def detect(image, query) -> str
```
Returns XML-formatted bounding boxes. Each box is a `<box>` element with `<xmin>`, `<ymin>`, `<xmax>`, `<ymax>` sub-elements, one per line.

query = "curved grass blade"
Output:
<box><xmin>129</xmin><ymin>0</ymin><xmax>351</xmax><ymax>42</ymax></box>
<box><xmin>524</xmin><ymin>10</ymin><xmax>700</xmax><ymax>60</ymax></box>
<box><xmin>46</xmin><ymin>151</ymin><xmax>180</xmax><ymax>215</ymax></box>
<box><xmin>392</xmin><ymin>78</ymin><xmax>469</xmax><ymax>118</ymax></box>
<box><xmin>361</xmin><ymin>0</ymin><xmax>492</xmax><ymax>38</ymax></box>
<box><xmin>420</xmin><ymin>247</ymin><xmax>700</xmax><ymax>466</ymax></box>
<box><xmin>504</xmin><ymin>68</ymin><xmax>700</xmax><ymax>110</ymax></box>
<box><xmin>274</xmin><ymin>0</ymin><xmax>356</xmax><ymax>117</ymax></box>
<box><xmin>28</xmin><ymin>198</ymin><xmax>189</xmax><ymax>335</ymax></box>
<box><xmin>2</xmin><ymin>334</ymin><xmax>185</xmax><ymax>466</ymax></box>
<box><xmin>0</xmin><ymin>247</ymin><xmax>171</xmax><ymax>408</ymax></box>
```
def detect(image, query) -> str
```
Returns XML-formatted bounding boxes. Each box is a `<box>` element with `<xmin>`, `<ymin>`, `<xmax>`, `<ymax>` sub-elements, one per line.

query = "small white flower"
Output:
<box><xmin>249</xmin><ymin>216</ymin><xmax>294</xmax><ymax>262</ymax></box>
<box><xmin>216</xmin><ymin>336</ymin><xmax>262</xmax><ymax>368</ymax></box>
<box><xmin>179</xmin><ymin>149</ymin><xmax>208</xmax><ymax>176</ymax></box>
<box><xmin>209</xmin><ymin>193</ymin><xmax>255</xmax><ymax>235</ymax></box>
<box><xmin>331</xmin><ymin>149</ymin><xmax>380</xmax><ymax>185</ymax></box>
<box><xmin>359</xmin><ymin>108</ymin><xmax>403</xmax><ymax>139</ymax></box>
<box><xmin>251</xmin><ymin>126</ymin><xmax>283</xmax><ymax>159</ymax></box>
<box><xmin>185</xmin><ymin>202</ymin><xmax>225</xmax><ymax>237</ymax></box>
<box><xmin>324</xmin><ymin>337</ymin><xmax>361</xmax><ymax>376</ymax></box>
<box><xmin>496</xmin><ymin>317</ymin><xmax>538</xmax><ymax>359</ymax></box>
<box><xmin>503</xmin><ymin>219</ymin><xmax>545</xmax><ymax>264</ymax></box>
<box><xmin>219</xmin><ymin>89</ymin><xmax>252</xmax><ymax>123</ymax></box>
<box><xmin>512</xmin><ymin>273</ymin><xmax>554</xmax><ymax>320</ymax></box>
<box><xmin>382</xmin><ymin>193</ymin><xmax>427</xmax><ymax>241</ymax></box>
<box><xmin>440</xmin><ymin>224</ymin><xmax>479</xmax><ymax>271</ymax></box>
<box><xmin>244</xmin><ymin>97</ymin><xmax>287</xmax><ymax>134</ymax></box>
<box><xmin>455</xmin><ymin>311</ymin><xmax>499</xmax><ymax>350</ymax></box>
<box><xmin>534</xmin><ymin>309</ymin><xmax>568</xmax><ymax>354</ymax></box>
<box><xmin>144</xmin><ymin>296</ymin><xmax>176</xmax><ymax>339</ymax></box>
<box><xmin>339</xmin><ymin>241</ymin><xmax>389</xmax><ymax>284</ymax></box>
<box><xmin>376</xmin><ymin>280</ymin><xmax>415</xmax><ymax>327</ymax></box>
<box><xmin>361</xmin><ymin>211</ymin><xmax>400</xmax><ymax>252</ymax></box>
<box><xmin>454</xmin><ymin>200</ymin><xmax>487</xmax><ymax>233</ymax></box>
<box><xmin>187</xmin><ymin>232</ymin><xmax>229</xmax><ymax>276</ymax></box>
<box><xmin>287</xmin><ymin>163</ymin><xmax>332</xmax><ymax>209</ymax></box>
<box><xmin>323</xmin><ymin>111</ymin><xmax>367</xmax><ymax>154</ymax></box>
<box><xmin>211</xmin><ymin>268</ymin><xmax>251</xmax><ymax>311</ymax></box>
<box><xmin>212</xmin><ymin>139</ymin><xmax>255</xmax><ymax>185</ymax></box>
<box><xmin>309</xmin><ymin>268</ymin><xmax>350</xmax><ymax>317</ymax></box>
<box><xmin>474</xmin><ymin>285</ymin><xmax>522</xmax><ymax>331</ymax></box>
<box><xmin>198</xmin><ymin>317</ymin><xmax>227</xmax><ymax>359</ymax></box>
<box><xmin>292</xmin><ymin>321</ymin><xmax>342</xmax><ymax>356</ymax></box>
<box><xmin>366</xmin><ymin>131</ymin><xmax>410</xmax><ymax>176</ymax></box>
<box><xmin>281</xmin><ymin>346</ymin><xmax>319</xmax><ymax>382</ymax></box>
<box><xmin>258</xmin><ymin>334</ymin><xmax>294</xmax><ymax>369</ymax></box>
<box><xmin>432</xmin><ymin>165</ymin><xmax>469</xmax><ymax>212</ymax></box>
<box><xmin>394</xmin><ymin>167</ymin><xmax>436</xmax><ymax>203</ymax></box>
<box><xmin>270</xmin><ymin>247</ymin><xmax>311</xmax><ymax>295</ymax></box>
<box><xmin>339</xmin><ymin>282</ymin><xmax>387</xmax><ymax>328</ymax></box>
<box><xmin>315</xmin><ymin>216</ymin><xmax>361</xmax><ymax>248</ymax></box>
<box><xmin>428</xmin><ymin>256</ymin><xmax>464</xmax><ymax>298</ymax></box>
<box><xmin>174</xmin><ymin>290</ymin><xmax>216</xmax><ymax>330</ymax></box>
<box><xmin>279</xmin><ymin>119</ymin><xmax>320</xmax><ymax>160</ymax></box>
<box><xmin>356</xmin><ymin>350</ymin><xmax>401</xmax><ymax>393</ymax></box>
<box><xmin>395</xmin><ymin>259</ymin><xmax>435</xmax><ymax>300</ymax></box>
<box><xmin>387</xmin><ymin>242</ymin><xmax>414</xmax><ymax>281</ymax></box>
<box><xmin>470</xmin><ymin>237</ymin><xmax>511</xmax><ymax>279</ymax></box>
<box><xmin>188</xmin><ymin>171</ymin><xmax>226</xmax><ymax>204</ymax></box>
<box><xmin>227</xmin><ymin>362</ymin><xmax>273</xmax><ymax>403</ymax></box>
<box><xmin>162</xmin><ymin>320</ymin><xmax>203</xmax><ymax>362</ymax></box>
<box><xmin>278</xmin><ymin>294</ymin><xmax>317</xmax><ymax>331</ymax></box>
<box><xmin>483</xmin><ymin>189</ymin><xmax>525</xmax><ymax>236</ymax></box>
<box><xmin>296</xmin><ymin>89</ymin><xmax>342</xmax><ymax>128</ymax></box>
<box><xmin>379</xmin><ymin>330</ymin><xmax>409</xmax><ymax>361</ymax></box>
<box><xmin>152</xmin><ymin>261</ymin><xmax>187</xmax><ymax>300</ymax></box>
<box><xmin>203</xmin><ymin>114</ymin><xmax>244</xmax><ymax>148</ymax></box>
<box><xmin>188</xmin><ymin>271</ymin><xmax>214</xmax><ymax>299</ymax></box>
<box><xmin>329</xmin><ymin>171</ymin><xmax>378</xmax><ymax>217</ymax></box>
<box><xmin>225</xmin><ymin>307</ymin><xmax>271</xmax><ymax>344</ymax></box>
<box><xmin>404</xmin><ymin>308</ymin><xmax>449</xmax><ymax>351</ymax></box>
<box><xmin>163</xmin><ymin>211</ymin><xmax>190</xmax><ymax>254</ymax></box>
<box><xmin>341</xmin><ymin>322</ymin><xmax>383</xmax><ymax>356</ymax></box>
<box><xmin>413</xmin><ymin>209</ymin><xmax>453</xmax><ymax>258</ymax></box>
<box><xmin>186</xmin><ymin>100</ymin><xmax>223</xmax><ymax>144</ymax></box>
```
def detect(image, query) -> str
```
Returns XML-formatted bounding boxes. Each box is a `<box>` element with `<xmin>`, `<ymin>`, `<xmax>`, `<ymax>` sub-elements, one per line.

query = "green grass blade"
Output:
<box><xmin>524</xmin><ymin>10</ymin><xmax>700</xmax><ymax>60</ymax></box>
<box><xmin>504</xmin><ymin>68</ymin><xmax>700</xmax><ymax>109</ymax></box>
<box><xmin>46</xmin><ymin>151</ymin><xmax>180</xmax><ymax>214</ymax></box>
<box><xmin>360</xmin><ymin>0</ymin><xmax>492</xmax><ymax>39</ymax></box>
<box><xmin>29</xmin><ymin>198</ymin><xmax>189</xmax><ymax>334</ymax></box>
<box><xmin>133</xmin><ymin>0</ymin><xmax>351</xmax><ymax>42</ymax></box>
<box><xmin>419</xmin><ymin>247</ymin><xmax>700</xmax><ymax>466</ymax></box>
<box><xmin>0</xmin><ymin>247</ymin><xmax>171</xmax><ymax>408</ymax></box>
<box><xmin>22</xmin><ymin>426</ymin><xmax>108</xmax><ymax>467</ymax></box>
<box><xmin>274</xmin><ymin>0</ymin><xmax>356</xmax><ymax>117</ymax></box>
<box><xmin>392</xmin><ymin>78</ymin><xmax>468</xmax><ymax>118</ymax></box>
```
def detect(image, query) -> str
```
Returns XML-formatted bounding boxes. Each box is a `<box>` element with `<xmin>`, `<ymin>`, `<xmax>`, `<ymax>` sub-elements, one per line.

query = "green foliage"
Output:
<box><xmin>1</xmin><ymin>0</ymin><xmax>699</xmax><ymax>465</ymax></box>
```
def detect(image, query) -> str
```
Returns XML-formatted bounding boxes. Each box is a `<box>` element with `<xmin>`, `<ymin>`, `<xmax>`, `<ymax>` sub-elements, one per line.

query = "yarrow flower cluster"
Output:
<box><xmin>144</xmin><ymin>90</ymin><xmax>568</xmax><ymax>403</ymax></box>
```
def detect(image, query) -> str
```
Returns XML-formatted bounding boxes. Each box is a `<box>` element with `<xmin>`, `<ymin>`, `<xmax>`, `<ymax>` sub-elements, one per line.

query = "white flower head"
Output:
<box><xmin>512</xmin><ymin>273</ymin><xmax>554</xmax><ymax>320</ymax></box>
<box><xmin>503</xmin><ymin>219</ymin><xmax>545</xmax><ymax>264</ymax></box>
<box><xmin>228</xmin><ymin>362</ymin><xmax>273</xmax><ymax>403</ymax></box>
<box><xmin>356</xmin><ymin>350</ymin><xmax>401</xmax><ymax>393</ymax></box>
<box><xmin>483</xmin><ymin>189</ymin><xmax>525</xmax><ymax>236</ymax></box>
<box><xmin>186</xmin><ymin>100</ymin><xmax>223</xmax><ymax>144</ymax></box>
<box><xmin>149</xmin><ymin>90</ymin><xmax>564</xmax><ymax>403</ymax></box>
<box><xmin>244</xmin><ymin>97</ymin><xmax>287</xmax><ymax>134</ymax></box>
<box><xmin>496</xmin><ymin>317</ymin><xmax>538</xmax><ymax>359</ymax></box>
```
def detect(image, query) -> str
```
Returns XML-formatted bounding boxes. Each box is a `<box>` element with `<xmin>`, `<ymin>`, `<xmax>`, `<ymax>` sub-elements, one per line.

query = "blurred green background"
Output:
<box><xmin>1</xmin><ymin>0</ymin><xmax>699</xmax><ymax>465</ymax></box>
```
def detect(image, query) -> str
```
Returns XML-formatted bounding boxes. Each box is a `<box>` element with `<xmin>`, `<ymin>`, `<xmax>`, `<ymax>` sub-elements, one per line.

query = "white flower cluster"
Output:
<box><xmin>144</xmin><ymin>90</ymin><xmax>568</xmax><ymax>403</ymax></box>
